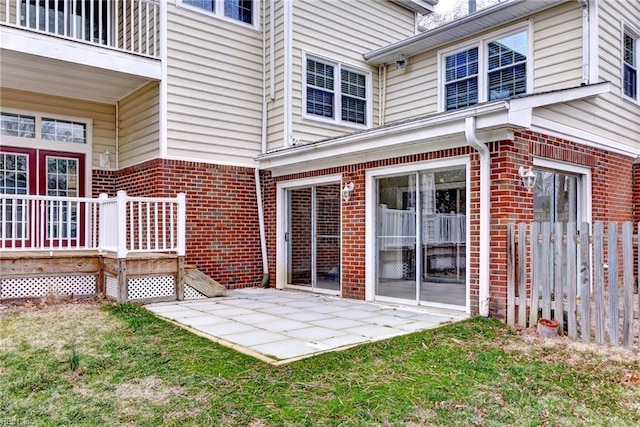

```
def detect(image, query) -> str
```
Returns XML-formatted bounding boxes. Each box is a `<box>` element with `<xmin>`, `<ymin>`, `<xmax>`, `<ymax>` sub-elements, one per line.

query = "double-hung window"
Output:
<box><xmin>305</xmin><ymin>56</ymin><xmax>370</xmax><ymax>127</ymax></box>
<box><xmin>623</xmin><ymin>27</ymin><xmax>638</xmax><ymax>101</ymax></box>
<box><xmin>442</xmin><ymin>27</ymin><xmax>530</xmax><ymax>111</ymax></box>
<box><xmin>179</xmin><ymin>0</ymin><xmax>255</xmax><ymax>26</ymax></box>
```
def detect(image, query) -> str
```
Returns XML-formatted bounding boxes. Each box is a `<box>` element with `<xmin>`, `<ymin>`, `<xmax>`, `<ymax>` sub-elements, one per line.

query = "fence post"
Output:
<box><xmin>507</xmin><ymin>223</ymin><xmax>515</xmax><ymax>326</ymax></box>
<box><xmin>554</xmin><ymin>222</ymin><xmax>564</xmax><ymax>335</ymax></box>
<box><xmin>593</xmin><ymin>222</ymin><xmax>605</xmax><ymax>343</ymax></box>
<box><xmin>97</xmin><ymin>193</ymin><xmax>108</xmax><ymax>253</ymax></box>
<box><xmin>622</xmin><ymin>222</ymin><xmax>634</xmax><ymax>348</ymax></box>
<box><xmin>116</xmin><ymin>190</ymin><xmax>128</xmax><ymax>259</ymax></box>
<box><xmin>529</xmin><ymin>222</ymin><xmax>540</xmax><ymax>327</ymax></box>
<box><xmin>176</xmin><ymin>193</ymin><xmax>186</xmax><ymax>257</ymax></box>
<box><xmin>517</xmin><ymin>222</ymin><xmax>527</xmax><ymax>327</ymax></box>
<box><xmin>566</xmin><ymin>222</ymin><xmax>578</xmax><ymax>339</ymax></box>
<box><xmin>579</xmin><ymin>222</ymin><xmax>591</xmax><ymax>343</ymax></box>
<box><xmin>608</xmin><ymin>223</ymin><xmax>619</xmax><ymax>346</ymax></box>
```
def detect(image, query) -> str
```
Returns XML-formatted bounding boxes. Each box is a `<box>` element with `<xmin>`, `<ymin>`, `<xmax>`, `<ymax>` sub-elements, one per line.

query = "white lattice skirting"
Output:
<box><xmin>184</xmin><ymin>284</ymin><xmax>207</xmax><ymax>300</ymax></box>
<box><xmin>1</xmin><ymin>275</ymin><xmax>97</xmax><ymax>299</ymax></box>
<box><xmin>127</xmin><ymin>275</ymin><xmax>175</xmax><ymax>300</ymax></box>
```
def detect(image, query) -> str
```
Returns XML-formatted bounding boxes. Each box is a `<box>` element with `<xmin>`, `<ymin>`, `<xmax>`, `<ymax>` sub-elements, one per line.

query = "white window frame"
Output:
<box><xmin>0</xmin><ymin>108</ymin><xmax>92</xmax><ymax>156</ymax></box>
<box><xmin>275</xmin><ymin>174</ymin><xmax>343</xmax><ymax>290</ymax></box>
<box><xmin>622</xmin><ymin>22</ymin><xmax>639</xmax><ymax>103</ymax></box>
<box><xmin>176</xmin><ymin>0</ymin><xmax>259</xmax><ymax>30</ymax></box>
<box><xmin>437</xmin><ymin>22</ymin><xmax>533</xmax><ymax>112</ymax></box>
<box><xmin>532</xmin><ymin>158</ymin><xmax>592</xmax><ymax>226</ymax></box>
<box><xmin>302</xmin><ymin>52</ymin><xmax>373</xmax><ymax>129</ymax></box>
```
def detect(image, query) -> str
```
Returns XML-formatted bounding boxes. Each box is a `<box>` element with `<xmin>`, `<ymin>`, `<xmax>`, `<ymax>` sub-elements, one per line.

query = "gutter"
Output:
<box><xmin>465</xmin><ymin>116</ymin><xmax>491</xmax><ymax>318</ymax></box>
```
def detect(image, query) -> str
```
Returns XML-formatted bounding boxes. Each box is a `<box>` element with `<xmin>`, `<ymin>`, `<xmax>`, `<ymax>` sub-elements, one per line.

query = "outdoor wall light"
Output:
<box><xmin>342</xmin><ymin>182</ymin><xmax>355</xmax><ymax>202</ymax></box>
<box><xmin>518</xmin><ymin>166</ymin><xmax>537</xmax><ymax>191</ymax></box>
<box><xmin>395</xmin><ymin>58</ymin><xmax>407</xmax><ymax>69</ymax></box>
<box><xmin>100</xmin><ymin>150</ymin><xmax>111</xmax><ymax>168</ymax></box>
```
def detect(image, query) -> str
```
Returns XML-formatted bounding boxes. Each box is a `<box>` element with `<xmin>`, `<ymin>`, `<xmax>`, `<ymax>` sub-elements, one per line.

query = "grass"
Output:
<box><xmin>1</xmin><ymin>300</ymin><xmax>639</xmax><ymax>426</ymax></box>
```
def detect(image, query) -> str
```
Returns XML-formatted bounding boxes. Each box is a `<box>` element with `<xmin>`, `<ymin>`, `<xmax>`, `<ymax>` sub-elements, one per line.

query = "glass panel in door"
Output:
<box><xmin>287</xmin><ymin>184</ymin><xmax>341</xmax><ymax>292</ymax></box>
<box><xmin>375</xmin><ymin>175</ymin><xmax>417</xmax><ymax>300</ymax></box>
<box><xmin>288</xmin><ymin>188</ymin><xmax>312</xmax><ymax>287</ymax></box>
<box><xmin>0</xmin><ymin>150</ymin><xmax>33</xmax><ymax>246</ymax></box>
<box><xmin>314</xmin><ymin>184</ymin><xmax>341</xmax><ymax>291</ymax></box>
<box><xmin>419</xmin><ymin>169</ymin><xmax>466</xmax><ymax>306</ymax></box>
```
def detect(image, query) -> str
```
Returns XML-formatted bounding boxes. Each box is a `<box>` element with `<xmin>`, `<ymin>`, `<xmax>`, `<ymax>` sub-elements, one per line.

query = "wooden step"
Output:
<box><xmin>184</xmin><ymin>267</ymin><xmax>227</xmax><ymax>297</ymax></box>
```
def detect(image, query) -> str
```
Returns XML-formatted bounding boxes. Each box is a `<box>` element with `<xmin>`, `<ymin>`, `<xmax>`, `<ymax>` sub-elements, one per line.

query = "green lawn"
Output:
<box><xmin>1</xmin><ymin>300</ymin><xmax>638</xmax><ymax>426</ymax></box>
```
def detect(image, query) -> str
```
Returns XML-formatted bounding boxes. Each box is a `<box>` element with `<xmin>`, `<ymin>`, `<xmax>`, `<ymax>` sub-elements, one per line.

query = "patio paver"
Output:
<box><xmin>146</xmin><ymin>288</ymin><xmax>467</xmax><ymax>364</ymax></box>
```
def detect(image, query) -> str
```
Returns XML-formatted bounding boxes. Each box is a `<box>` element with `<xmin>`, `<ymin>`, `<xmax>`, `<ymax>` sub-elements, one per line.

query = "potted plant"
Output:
<box><xmin>537</xmin><ymin>318</ymin><xmax>560</xmax><ymax>338</ymax></box>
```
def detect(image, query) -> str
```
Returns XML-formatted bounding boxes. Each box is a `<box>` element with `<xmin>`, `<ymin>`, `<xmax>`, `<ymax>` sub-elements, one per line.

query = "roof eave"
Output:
<box><xmin>389</xmin><ymin>0</ymin><xmax>438</xmax><ymax>15</ymax></box>
<box><xmin>365</xmin><ymin>0</ymin><xmax>564</xmax><ymax>66</ymax></box>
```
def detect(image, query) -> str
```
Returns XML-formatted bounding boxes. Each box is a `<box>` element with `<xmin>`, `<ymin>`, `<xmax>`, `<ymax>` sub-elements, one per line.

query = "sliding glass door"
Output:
<box><xmin>287</xmin><ymin>183</ymin><xmax>341</xmax><ymax>293</ymax></box>
<box><xmin>375</xmin><ymin>166</ymin><xmax>466</xmax><ymax>307</ymax></box>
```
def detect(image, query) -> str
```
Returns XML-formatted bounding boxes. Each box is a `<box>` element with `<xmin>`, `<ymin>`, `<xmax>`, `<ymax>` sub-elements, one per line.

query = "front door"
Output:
<box><xmin>0</xmin><ymin>146</ymin><xmax>85</xmax><ymax>247</ymax></box>
<box><xmin>286</xmin><ymin>183</ymin><xmax>341</xmax><ymax>294</ymax></box>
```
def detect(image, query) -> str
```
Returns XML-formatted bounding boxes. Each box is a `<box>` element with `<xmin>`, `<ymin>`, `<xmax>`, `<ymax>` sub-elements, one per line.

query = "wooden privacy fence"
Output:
<box><xmin>507</xmin><ymin>221</ymin><xmax>639</xmax><ymax>349</ymax></box>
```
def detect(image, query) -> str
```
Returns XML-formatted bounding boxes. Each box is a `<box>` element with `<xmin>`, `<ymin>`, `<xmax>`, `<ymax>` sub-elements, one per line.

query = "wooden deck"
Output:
<box><xmin>0</xmin><ymin>251</ymin><xmax>187</xmax><ymax>302</ymax></box>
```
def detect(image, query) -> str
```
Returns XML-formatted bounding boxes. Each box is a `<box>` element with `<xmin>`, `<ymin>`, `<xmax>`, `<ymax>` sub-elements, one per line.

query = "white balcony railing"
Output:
<box><xmin>1</xmin><ymin>0</ymin><xmax>160</xmax><ymax>58</ymax></box>
<box><xmin>378</xmin><ymin>205</ymin><xmax>466</xmax><ymax>250</ymax></box>
<box><xmin>0</xmin><ymin>191</ymin><xmax>186</xmax><ymax>257</ymax></box>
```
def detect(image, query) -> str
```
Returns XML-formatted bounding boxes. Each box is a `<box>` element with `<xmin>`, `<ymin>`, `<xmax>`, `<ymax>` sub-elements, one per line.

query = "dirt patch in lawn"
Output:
<box><xmin>0</xmin><ymin>296</ymin><xmax>122</xmax><ymax>357</ymax></box>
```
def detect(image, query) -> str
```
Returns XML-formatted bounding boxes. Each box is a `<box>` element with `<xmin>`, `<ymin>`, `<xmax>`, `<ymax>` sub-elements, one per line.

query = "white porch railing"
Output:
<box><xmin>0</xmin><ymin>190</ymin><xmax>186</xmax><ymax>257</ymax></box>
<box><xmin>378</xmin><ymin>205</ymin><xmax>466</xmax><ymax>249</ymax></box>
<box><xmin>0</xmin><ymin>0</ymin><xmax>160</xmax><ymax>58</ymax></box>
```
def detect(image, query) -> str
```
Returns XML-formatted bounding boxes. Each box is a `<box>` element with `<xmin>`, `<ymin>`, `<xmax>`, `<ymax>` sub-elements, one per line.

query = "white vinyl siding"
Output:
<box><xmin>266</xmin><ymin>0</ymin><xmax>286</xmax><ymax>152</ymax></box>
<box><xmin>286</xmin><ymin>0</ymin><xmax>415</xmax><ymax>148</ymax></box>
<box><xmin>118</xmin><ymin>82</ymin><xmax>160</xmax><ymax>167</ymax></box>
<box><xmin>533</xmin><ymin>0</ymin><xmax>640</xmax><ymax>153</ymax></box>
<box><xmin>166</xmin><ymin>3</ymin><xmax>263</xmax><ymax>165</ymax></box>
<box><xmin>0</xmin><ymin>88</ymin><xmax>114</xmax><ymax>168</ymax></box>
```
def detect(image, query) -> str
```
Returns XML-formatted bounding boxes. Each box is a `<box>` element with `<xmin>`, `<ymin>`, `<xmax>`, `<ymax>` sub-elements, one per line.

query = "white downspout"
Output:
<box><xmin>256</xmin><ymin>0</ymin><xmax>270</xmax><ymax>287</ymax></box>
<box><xmin>579</xmin><ymin>0</ymin><xmax>590</xmax><ymax>84</ymax></box>
<box><xmin>255</xmin><ymin>167</ymin><xmax>270</xmax><ymax>287</ymax></box>
<box><xmin>465</xmin><ymin>116</ymin><xmax>491</xmax><ymax>318</ymax></box>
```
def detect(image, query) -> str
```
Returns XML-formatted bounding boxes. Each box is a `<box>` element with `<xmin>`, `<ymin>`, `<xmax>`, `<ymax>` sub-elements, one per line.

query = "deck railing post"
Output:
<box><xmin>97</xmin><ymin>193</ymin><xmax>108</xmax><ymax>253</ymax></box>
<box><xmin>176</xmin><ymin>193</ymin><xmax>186</xmax><ymax>257</ymax></box>
<box><xmin>116</xmin><ymin>190</ymin><xmax>128</xmax><ymax>259</ymax></box>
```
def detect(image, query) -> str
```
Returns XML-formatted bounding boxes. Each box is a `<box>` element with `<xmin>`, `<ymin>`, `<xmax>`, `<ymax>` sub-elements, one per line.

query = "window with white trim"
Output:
<box><xmin>441</xmin><ymin>27</ymin><xmax>529</xmax><ymax>111</ymax></box>
<box><xmin>305</xmin><ymin>57</ymin><xmax>370</xmax><ymax>126</ymax></box>
<box><xmin>178</xmin><ymin>0</ymin><xmax>255</xmax><ymax>26</ymax></box>
<box><xmin>623</xmin><ymin>27</ymin><xmax>638</xmax><ymax>100</ymax></box>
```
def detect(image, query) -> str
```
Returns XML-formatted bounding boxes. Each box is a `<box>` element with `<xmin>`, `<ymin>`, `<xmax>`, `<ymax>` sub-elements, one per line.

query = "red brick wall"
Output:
<box><xmin>634</xmin><ymin>159</ymin><xmax>640</xmax><ymax>224</ymax></box>
<box><xmin>270</xmin><ymin>133</ymin><xmax>634</xmax><ymax>320</ymax></box>
<box><xmin>91</xmin><ymin>169</ymin><xmax>116</xmax><ymax>197</ymax></box>
<box><xmin>114</xmin><ymin>159</ymin><xmax>263</xmax><ymax>289</ymax></box>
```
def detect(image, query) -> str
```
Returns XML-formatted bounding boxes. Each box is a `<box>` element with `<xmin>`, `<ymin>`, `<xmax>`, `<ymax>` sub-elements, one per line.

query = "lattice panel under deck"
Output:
<box><xmin>184</xmin><ymin>284</ymin><xmax>207</xmax><ymax>300</ymax></box>
<box><xmin>1</xmin><ymin>275</ymin><xmax>96</xmax><ymax>299</ymax></box>
<box><xmin>127</xmin><ymin>275</ymin><xmax>175</xmax><ymax>300</ymax></box>
<box><xmin>105</xmin><ymin>275</ymin><xmax>118</xmax><ymax>299</ymax></box>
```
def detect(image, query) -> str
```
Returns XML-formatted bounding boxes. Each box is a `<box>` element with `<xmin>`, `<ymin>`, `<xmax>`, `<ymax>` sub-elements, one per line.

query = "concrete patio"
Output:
<box><xmin>145</xmin><ymin>288</ymin><xmax>468</xmax><ymax>365</ymax></box>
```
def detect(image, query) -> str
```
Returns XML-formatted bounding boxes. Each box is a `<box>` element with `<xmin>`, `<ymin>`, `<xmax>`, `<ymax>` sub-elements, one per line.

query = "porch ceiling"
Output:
<box><xmin>0</xmin><ymin>48</ymin><xmax>155</xmax><ymax>104</ymax></box>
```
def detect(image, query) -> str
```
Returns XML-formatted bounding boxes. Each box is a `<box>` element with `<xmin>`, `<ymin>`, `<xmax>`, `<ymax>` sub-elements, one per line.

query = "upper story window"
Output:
<box><xmin>441</xmin><ymin>26</ymin><xmax>530</xmax><ymax>111</ymax></box>
<box><xmin>179</xmin><ymin>0</ymin><xmax>255</xmax><ymax>26</ymax></box>
<box><xmin>623</xmin><ymin>27</ymin><xmax>638</xmax><ymax>101</ymax></box>
<box><xmin>304</xmin><ymin>56</ymin><xmax>370</xmax><ymax>127</ymax></box>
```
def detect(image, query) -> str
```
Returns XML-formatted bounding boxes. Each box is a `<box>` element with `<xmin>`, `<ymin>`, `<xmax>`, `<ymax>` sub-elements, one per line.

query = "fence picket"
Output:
<box><xmin>518</xmin><ymin>222</ymin><xmax>528</xmax><ymax>327</ymax></box>
<box><xmin>622</xmin><ymin>222</ymin><xmax>634</xmax><ymax>348</ymax></box>
<box><xmin>579</xmin><ymin>222</ymin><xmax>591</xmax><ymax>343</ymax></box>
<box><xmin>593</xmin><ymin>222</ymin><xmax>605</xmax><ymax>344</ymax></box>
<box><xmin>566</xmin><ymin>222</ymin><xmax>577</xmax><ymax>339</ymax></box>
<box><xmin>506</xmin><ymin>223</ymin><xmax>516</xmax><ymax>326</ymax></box>
<box><xmin>507</xmin><ymin>220</ymin><xmax>638</xmax><ymax>349</ymax></box>
<box><xmin>529</xmin><ymin>222</ymin><xmax>541</xmax><ymax>327</ymax></box>
<box><xmin>554</xmin><ymin>222</ymin><xmax>564</xmax><ymax>335</ymax></box>
<box><xmin>608</xmin><ymin>223</ymin><xmax>619</xmax><ymax>346</ymax></box>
